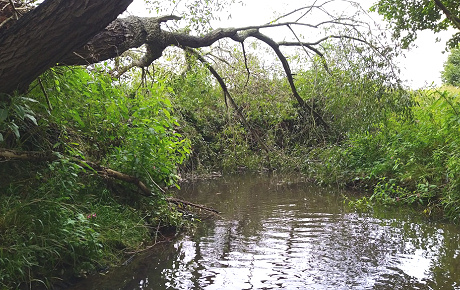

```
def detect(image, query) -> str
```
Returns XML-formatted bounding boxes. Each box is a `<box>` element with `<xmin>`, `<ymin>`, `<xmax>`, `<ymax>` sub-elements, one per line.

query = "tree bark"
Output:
<box><xmin>0</xmin><ymin>0</ymin><xmax>133</xmax><ymax>94</ymax></box>
<box><xmin>60</xmin><ymin>16</ymin><xmax>243</xmax><ymax>68</ymax></box>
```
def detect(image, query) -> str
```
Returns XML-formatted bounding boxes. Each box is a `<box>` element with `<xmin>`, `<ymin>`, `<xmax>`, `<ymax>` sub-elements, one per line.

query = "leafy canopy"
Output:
<box><xmin>371</xmin><ymin>0</ymin><xmax>460</xmax><ymax>48</ymax></box>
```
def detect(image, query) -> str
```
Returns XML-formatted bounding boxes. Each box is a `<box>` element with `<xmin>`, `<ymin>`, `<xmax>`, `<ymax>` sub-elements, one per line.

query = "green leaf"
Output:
<box><xmin>24</xmin><ymin>114</ymin><xmax>38</xmax><ymax>126</ymax></box>
<box><xmin>0</xmin><ymin>108</ymin><xmax>8</xmax><ymax>122</ymax></box>
<box><xmin>8</xmin><ymin>123</ymin><xmax>20</xmax><ymax>138</ymax></box>
<box><xmin>70</xmin><ymin>110</ymin><xmax>85</xmax><ymax>127</ymax></box>
<box><xmin>13</xmin><ymin>104</ymin><xmax>25</xmax><ymax>119</ymax></box>
<box><xmin>19</xmin><ymin>97</ymin><xmax>39</xmax><ymax>103</ymax></box>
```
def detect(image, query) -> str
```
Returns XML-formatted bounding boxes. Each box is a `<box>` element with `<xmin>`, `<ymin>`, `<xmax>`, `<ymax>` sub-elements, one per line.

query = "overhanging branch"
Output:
<box><xmin>184</xmin><ymin>47</ymin><xmax>271</xmax><ymax>154</ymax></box>
<box><xmin>0</xmin><ymin>0</ymin><xmax>133</xmax><ymax>93</ymax></box>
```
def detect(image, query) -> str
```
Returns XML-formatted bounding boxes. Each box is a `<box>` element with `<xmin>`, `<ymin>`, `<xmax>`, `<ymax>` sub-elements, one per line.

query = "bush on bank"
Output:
<box><xmin>0</xmin><ymin>67</ymin><xmax>190</xmax><ymax>288</ymax></box>
<box><xmin>327</xmin><ymin>87</ymin><xmax>460</xmax><ymax>222</ymax></box>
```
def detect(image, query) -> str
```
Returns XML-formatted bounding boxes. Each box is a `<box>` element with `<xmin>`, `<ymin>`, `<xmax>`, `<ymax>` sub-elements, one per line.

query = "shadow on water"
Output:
<box><xmin>68</xmin><ymin>175</ymin><xmax>460</xmax><ymax>290</ymax></box>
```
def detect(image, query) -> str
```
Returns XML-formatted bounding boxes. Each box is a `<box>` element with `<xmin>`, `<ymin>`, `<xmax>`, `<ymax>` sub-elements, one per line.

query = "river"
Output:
<box><xmin>69</xmin><ymin>175</ymin><xmax>460</xmax><ymax>289</ymax></box>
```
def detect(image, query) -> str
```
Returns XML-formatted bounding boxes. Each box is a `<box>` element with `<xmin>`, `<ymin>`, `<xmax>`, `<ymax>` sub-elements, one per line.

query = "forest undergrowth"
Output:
<box><xmin>0</xmin><ymin>67</ymin><xmax>191</xmax><ymax>289</ymax></box>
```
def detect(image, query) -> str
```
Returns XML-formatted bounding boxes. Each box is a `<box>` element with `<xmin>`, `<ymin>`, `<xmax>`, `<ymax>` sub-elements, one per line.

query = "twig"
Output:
<box><xmin>124</xmin><ymin>238</ymin><xmax>171</xmax><ymax>255</ymax></box>
<box><xmin>241</xmin><ymin>42</ymin><xmax>251</xmax><ymax>88</ymax></box>
<box><xmin>0</xmin><ymin>15</ymin><xmax>12</xmax><ymax>29</ymax></box>
<box><xmin>38</xmin><ymin>77</ymin><xmax>52</xmax><ymax>111</ymax></box>
<box><xmin>7</xmin><ymin>0</ymin><xmax>19</xmax><ymax>19</ymax></box>
<box><xmin>143</xmin><ymin>165</ymin><xmax>166</xmax><ymax>193</ymax></box>
<box><xmin>166</xmin><ymin>197</ymin><xmax>220</xmax><ymax>214</ymax></box>
<box><xmin>287</xmin><ymin>24</ymin><xmax>331</xmax><ymax>75</ymax></box>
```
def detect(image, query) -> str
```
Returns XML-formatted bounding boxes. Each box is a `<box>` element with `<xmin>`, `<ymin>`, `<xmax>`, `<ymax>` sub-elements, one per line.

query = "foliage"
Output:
<box><xmin>442</xmin><ymin>47</ymin><xmax>460</xmax><ymax>86</ymax></box>
<box><xmin>154</xmin><ymin>40</ymin><xmax>412</xmax><ymax>175</ymax></box>
<box><xmin>0</xmin><ymin>160</ymin><xmax>162</xmax><ymax>288</ymax></box>
<box><xmin>30</xmin><ymin>67</ymin><xmax>189</xmax><ymax>189</ymax></box>
<box><xmin>158</xmin><ymin>40</ymin><xmax>460</xmax><ymax>223</ymax></box>
<box><xmin>0</xmin><ymin>94</ymin><xmax>38</xmax><ymax>142</ymax></box>
<box><xmin>295</xmin><ymin>62</ymin><xmax>411</xmax><ymax>137</ymax></box>
<box><xmin>0</xmin><ymin>66</ymin><xmax>190</xmax><ymax>288</ymax></box>
<box><xmin>322</xmin><ymin>87</ymin><xmax>460</xmax><ymax>221</ymax></box>
<box><xmin>371</xmin><ymin>0</ymin><xmax>460</xmax><ymax>48</ymax></box>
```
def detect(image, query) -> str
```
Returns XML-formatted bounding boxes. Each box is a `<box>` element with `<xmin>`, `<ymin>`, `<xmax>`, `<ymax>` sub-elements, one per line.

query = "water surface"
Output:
<box><xmin>70</xmin><ymin>175</ymin><xmax>460</xmax><ymax>289</ymax></box>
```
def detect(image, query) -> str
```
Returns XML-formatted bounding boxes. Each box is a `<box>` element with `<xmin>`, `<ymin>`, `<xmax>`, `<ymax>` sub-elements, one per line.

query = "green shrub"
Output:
<box><xmin>0</xmin><ymin>67</ymin><xmax>190</xmax><ymax>288</ymax></box>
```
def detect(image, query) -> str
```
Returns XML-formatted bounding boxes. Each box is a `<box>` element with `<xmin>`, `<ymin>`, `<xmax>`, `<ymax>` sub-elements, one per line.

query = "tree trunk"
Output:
<box><xmin>0</xmin><ymin>0</ymin><xmax>133</xmax><ymax>94</ymax></box>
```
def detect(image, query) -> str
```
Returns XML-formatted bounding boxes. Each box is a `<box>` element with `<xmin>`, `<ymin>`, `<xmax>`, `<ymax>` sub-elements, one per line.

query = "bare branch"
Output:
<box><xmin>184</xmin><ymin>47</ymin><xmax>271</xmax><ymax>154</ymax></box>
<box><xmin>241</xmin><ymin>42</ymin><xmax>251</xmax><ymax>88</ymax></box>
<box><xmin>233</xmin><ymin>29</ymin><xmax>330</xmax><ymax>130</ymax></box>
<box><xmin>279</xmin><ymin>34</ymin><xmax>371</xmax><ymax>47</ymax></box>
<box><xmin>286</xmin><ymin>24</ymin><xmax>331</xmax><ymax>74</ymax></box>
<box><xmin>268</xmin><ymin>1</ymin><xmax>322</xmax><ymax>24</ymax></box>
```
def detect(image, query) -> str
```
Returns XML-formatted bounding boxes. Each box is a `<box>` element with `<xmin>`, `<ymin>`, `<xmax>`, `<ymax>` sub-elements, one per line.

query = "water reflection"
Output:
<box><xmin>69</xmin><ymin>175</ymin><xmax>460</xmax><ymax>290</ymax></box>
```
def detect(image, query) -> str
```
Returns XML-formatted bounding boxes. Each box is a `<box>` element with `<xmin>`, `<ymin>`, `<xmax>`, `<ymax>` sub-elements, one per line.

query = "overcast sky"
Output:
<box><xmin>125</xmin><ymin>0</ymin><xmax>453</xmax><ymax>89</ymax></box>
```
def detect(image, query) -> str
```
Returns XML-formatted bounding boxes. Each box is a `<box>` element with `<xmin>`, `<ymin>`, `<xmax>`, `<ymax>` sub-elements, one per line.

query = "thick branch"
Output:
<box><xmin>60</xmin><ymin>15</ymin><xmax>181</xmax><ymax>66</ymax></box>
<box><xmin>0</xmin><ymin>0</ymin><xmax>133</xmax><ymax>94</ymax></box>
<box><xmin>432</xmin><ymin>0</ymin><xmax>460</xmax><ymax>31</ymax></box>
<box><xmin>58</xmin><ymin>16</ymin><xmax>361</xmax><ymax>75</ymax></box>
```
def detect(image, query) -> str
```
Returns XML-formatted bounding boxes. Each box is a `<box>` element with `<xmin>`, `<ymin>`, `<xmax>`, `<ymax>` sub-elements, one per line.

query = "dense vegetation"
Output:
<box><xmin>168</xmin><ymin>49</ymin><xmax>460</xmax><ymax>225</ymax></box>
<box><xmin>0</xmin><ymin>67</ymin><xmax>190</xmax><ymax>288</ymax></box>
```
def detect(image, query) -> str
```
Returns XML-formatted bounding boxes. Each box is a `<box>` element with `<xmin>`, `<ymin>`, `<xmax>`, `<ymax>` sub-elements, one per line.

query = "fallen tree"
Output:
<box><xmin>0</xmin><ymin>0</ymin><xmax>394</xmax><ymax>130</ymax></box>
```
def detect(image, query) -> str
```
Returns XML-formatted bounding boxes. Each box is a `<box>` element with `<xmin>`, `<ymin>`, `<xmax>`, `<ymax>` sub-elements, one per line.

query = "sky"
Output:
<box><xmin>125</xmin><ymin>0</ymin><xmax>453</xmax><ymax>89</ymax></box>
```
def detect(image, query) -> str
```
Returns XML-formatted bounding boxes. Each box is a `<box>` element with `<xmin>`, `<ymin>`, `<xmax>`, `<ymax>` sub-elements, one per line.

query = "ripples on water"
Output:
<box><xmin>69</xmin><ymin>175</ymin><xmax>460</xmax><ymax>290</ymax></box>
